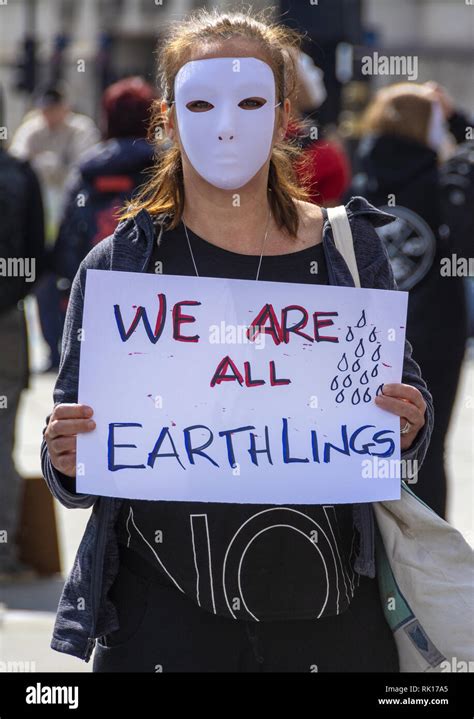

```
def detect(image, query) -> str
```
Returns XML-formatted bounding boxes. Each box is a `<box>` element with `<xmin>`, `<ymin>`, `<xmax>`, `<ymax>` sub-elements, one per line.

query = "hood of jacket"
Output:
<box><xmin>78</xmin><ymin>137</ymin><xmax>155</xmax><ymax>183</ymax></box>
<box><xmin>352</xmin><ymin>133</ymin><xmax>438</xmax><ymax>195</ymax></box>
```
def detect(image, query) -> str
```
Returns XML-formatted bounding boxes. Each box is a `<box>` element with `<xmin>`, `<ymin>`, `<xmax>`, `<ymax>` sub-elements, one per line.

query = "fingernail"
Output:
<box><xmin>87</xmin><ymin>420</ymin><xmax>96</xmax><ymax>428</ymax></box>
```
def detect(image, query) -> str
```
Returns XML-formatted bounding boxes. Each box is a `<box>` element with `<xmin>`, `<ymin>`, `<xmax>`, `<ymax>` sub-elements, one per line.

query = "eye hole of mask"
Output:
<box><xmin>238</xmin><ymin>97</ymin><xmax>267</xmax><ymax>110</ymax></box>
<box><xmin>185</xmin><ymin>97</ymin><xmax>267</xmax><ymax>113</ymax></box>
<box><xmin>185</xmin><ymin>100</ymin><xmax>215</xmax><ymax>112</ymax></box>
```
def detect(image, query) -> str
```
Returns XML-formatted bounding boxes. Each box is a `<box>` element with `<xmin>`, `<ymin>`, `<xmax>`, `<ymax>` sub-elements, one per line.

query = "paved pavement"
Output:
<box><xmin>0</xmin><ymin>318</ymin><xmax>472</xmax><ymax>672</ymax></box>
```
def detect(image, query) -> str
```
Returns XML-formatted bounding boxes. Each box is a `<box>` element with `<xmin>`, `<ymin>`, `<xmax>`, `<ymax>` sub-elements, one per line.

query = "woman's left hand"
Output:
<box><xmin>374</xmin><ymin>383</ymin><xmax>427</xmax><ymax>450</ymax></box>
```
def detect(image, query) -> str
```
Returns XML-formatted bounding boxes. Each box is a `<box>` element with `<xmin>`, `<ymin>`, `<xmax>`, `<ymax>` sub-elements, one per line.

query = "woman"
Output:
<box><xmin>347</xmin><ymin>82</ymin><xmax>469</xmax><ymax>518</ymax></box>
<box><xmin>42</xmin><ymin>9</ymin><xmax>432</xmax><ymax>673</ymax></box>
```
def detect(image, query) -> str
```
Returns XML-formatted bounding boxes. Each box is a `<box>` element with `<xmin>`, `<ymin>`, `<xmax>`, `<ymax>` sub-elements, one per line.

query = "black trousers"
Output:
<box><xmin>93</xmin><ymin>547</ymin><xmax>399</xmax><ymax>673</ymax></box>
<box><xmin>408</xmin><ymin>337</ymin><xmax>465</xmax><ymax>519</ymax></box>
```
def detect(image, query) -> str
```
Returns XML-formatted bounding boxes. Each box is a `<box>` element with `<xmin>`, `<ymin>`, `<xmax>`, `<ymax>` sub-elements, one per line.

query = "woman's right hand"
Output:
<box><xmin>45</xmin><ymin>403</ymin><xmax>96</xmax><ymax>477</ymax></box>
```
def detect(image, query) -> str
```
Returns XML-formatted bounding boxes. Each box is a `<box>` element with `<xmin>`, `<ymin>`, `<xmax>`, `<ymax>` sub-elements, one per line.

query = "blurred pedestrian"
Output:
<box><xmin>10</xmin><ymin>86</ymin><xmax>100</xmax><ymax>371</ymax></box>
<box><xmin>0</xmin><ymin>93</ymin><xmax>46</xmax><ymax>580</ymax></box>
<box><xmin>347</xmin><ymin>82</ymin><xmax>472</xmax><ymax>518</ymax></box>
<box><xmin>10</xmin><ymin>86</ymin><xmax>100</xmax><ymax>227</ymax></box>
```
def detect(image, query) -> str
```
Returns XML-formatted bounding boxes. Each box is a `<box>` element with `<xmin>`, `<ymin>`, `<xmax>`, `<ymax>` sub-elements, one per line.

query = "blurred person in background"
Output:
<box><xmin>53</xmin><ymin>77</ymin><xmax>158</xmax><ymax>292</ymax></box>
<box><xmin>347</xmin><ymin>82</ymin><xmax>473</xmax><ymax>518</ymax></box>
<box><xmin>286</xmin><ymin>50</ymin><xmax>351</xmax><ymax>206</ymax></box>
<box><xmin>10</xmin><ymin>87</ymin><xmax>100</xmax><ymax>371</ymax></box>
<box><xmin>0</xmin><ymin>88</ymin><xmax>46</xmax><ymax>581</ymax></box>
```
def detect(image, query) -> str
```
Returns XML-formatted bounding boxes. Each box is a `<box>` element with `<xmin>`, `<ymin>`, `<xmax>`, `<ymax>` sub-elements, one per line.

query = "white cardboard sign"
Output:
<box><xmin>77</xmin><ymin>269</ymin><xmax>408</xmax><ymax>504</ymax></box>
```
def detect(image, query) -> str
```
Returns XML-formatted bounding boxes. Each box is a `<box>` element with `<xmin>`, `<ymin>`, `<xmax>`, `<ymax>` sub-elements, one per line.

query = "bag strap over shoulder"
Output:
<box><xmin>325</xmin><ymin>205</ymin><xmax>361</xmax><ymax>288</ymax></box>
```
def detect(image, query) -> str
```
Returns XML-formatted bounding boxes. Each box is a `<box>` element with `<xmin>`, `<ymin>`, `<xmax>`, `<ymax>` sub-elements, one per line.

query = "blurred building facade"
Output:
<box><xmin>0</xmin><ymin>0</ymin><xmax>472</xmax><ymax>142</ymax></box>
<box><xmin>0</xmin><ymin>0</ymin><xmax>270</xmax><ymax>137</ymax></box>
<box><xmin>364</xmin><ymin>0</ymin><xmax>474</xmax><ymax>110</ymax></box>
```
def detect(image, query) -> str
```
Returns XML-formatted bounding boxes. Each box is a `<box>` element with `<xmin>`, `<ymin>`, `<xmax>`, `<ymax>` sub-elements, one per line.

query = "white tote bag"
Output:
<box><xmin>326</xmin><ymin>205</ymin><xmax>474</xmax><ymax>673</ymax></box>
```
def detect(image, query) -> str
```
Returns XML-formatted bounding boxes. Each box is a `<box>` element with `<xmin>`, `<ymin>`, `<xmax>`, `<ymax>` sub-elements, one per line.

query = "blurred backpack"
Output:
<box><xmin>54</xmin><ymin>174</ymin><xmax>137</xmax><ymax>283</ymax></box>
<box><xmin>373</xmin><ymin>142</ymin><xmax>474</xmax><ymax>291</ymax></box>
<box><xmin>373</xmin><ymin>204</ymin><xmax>437</xmax><ymax>291</ymax></box>
<box><xmin>438</xmin><ymin>140</ymin><xmax>474</xmax><ymax>258</ymax></box>
<box><xmin>53</xmin><ymin>138</ymin><xmax>155</xmax><ymax>283</ymax></box>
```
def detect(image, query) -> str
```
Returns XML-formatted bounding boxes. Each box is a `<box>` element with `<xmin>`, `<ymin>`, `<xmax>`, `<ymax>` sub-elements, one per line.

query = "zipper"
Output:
<box><xmin>354</xmin><ymin>504</ymin><xmax>376</xmax><ymax>577</ymax></box>
<box><xmin>87</xmin><ymin>498</ymin><xmax>112</xmax><ymax>657</ymax></box>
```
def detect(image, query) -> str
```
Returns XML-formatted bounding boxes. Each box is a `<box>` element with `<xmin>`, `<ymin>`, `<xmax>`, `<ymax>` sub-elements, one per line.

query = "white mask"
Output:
<box><xmin>174</xmin><ymin>57</ymin><xmax>279</xmax><ymax>190</ymax></box>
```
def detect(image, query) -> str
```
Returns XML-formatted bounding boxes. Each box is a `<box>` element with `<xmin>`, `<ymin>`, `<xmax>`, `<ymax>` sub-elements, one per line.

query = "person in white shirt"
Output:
<box><xmin>10</xmin><ymin>87</ymin><xmax>100</xmax><ymax>227</ymax></box>
<box><xmin>10</xmin><ymin>87</ymin><xmax>100</xmax><ymax>371</ymax></box>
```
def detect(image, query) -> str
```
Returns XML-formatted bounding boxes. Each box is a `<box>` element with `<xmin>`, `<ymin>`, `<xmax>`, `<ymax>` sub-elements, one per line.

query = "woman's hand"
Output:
<box><xmin>374</xmin><ymin>383</ymin><xmax>426</xmax><ymax>450</ymax></box>
<box><xmin>45</xmin><ymin>403</ymin><xmax>96</xmax><ymax>477</ymax></box>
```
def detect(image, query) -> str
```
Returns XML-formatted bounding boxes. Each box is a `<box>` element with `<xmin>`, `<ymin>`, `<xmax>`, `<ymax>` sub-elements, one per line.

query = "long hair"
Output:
<box><xmin>121</xmin><ymin>7</ymin><xmax>311</xmax><ymax>238</ymax></box>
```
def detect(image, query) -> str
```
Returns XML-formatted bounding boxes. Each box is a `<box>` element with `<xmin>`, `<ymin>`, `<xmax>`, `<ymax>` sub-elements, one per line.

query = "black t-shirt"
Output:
<box><xmin>116</xmin><ymin>218</ymin><xmax>358</xmax><ymax>621</ymax></box>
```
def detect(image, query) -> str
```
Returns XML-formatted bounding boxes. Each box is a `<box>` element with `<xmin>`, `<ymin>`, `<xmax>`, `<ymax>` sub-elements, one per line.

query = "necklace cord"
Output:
<box><xmin>182</xmin><ymin>209</ymin><xmax>271</xmax><ymax>281</ymax></box>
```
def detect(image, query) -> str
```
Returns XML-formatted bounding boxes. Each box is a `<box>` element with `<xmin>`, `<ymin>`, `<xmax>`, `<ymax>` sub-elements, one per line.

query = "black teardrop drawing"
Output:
<box><xmin>337</xmin><ymin>353</ymin><xmax>348</xmax><ymax>371</ymax></box>
<box><xmin>356</xmin><ymin>310</ymin><xmax>367</xmax><ymax>328</ymax></box>
<box><xmin>330</xmin><ymin>376</ymin><xmax>339</xmax><ymax>391</ymax></box>
<box><xmin>335</xmin><ymin>390</ymin><xmax>345</xmax><ymax>404</ymax></box>
<box><xmin>351</xmin><ymin>388</ymin><xmax>361</xmax><ymax>405</ymax></box>
<box><xmin>355</xmin><ymin>338</ymin><xmax>365</xmax><ymax>357</ymax></box>
<box><xmin>375</xmin><ymin>384</ymin><xmax>384</xmax><ymax>396</ymax></box>
<box><xmin>371</xmin><ymin>344</ymin><xmax>381</xmax><ymax>362</ymax></box>
<box><xmin>368</xmin><ymin>327</ymin><xmax>377</xmax><ymax>342</ymax></box>
<box><xmin>352</xmin><ymin>359</ymin><xmax>361</xmax><ymax>372</ymax></box>
<box><xmin>363</xmin><ymin>388</ymin><xmax>371</xmax><ymax>402</ymax></box>
<box><xmin>345</xmin><ymin>326</ymin><xmax>354</xmax><ymax>342</ymax></box>
<box><xmin>360</xmin><ymin>370</ymin><xmax>369</xmax><ymax>385</ymax></box>
<box><xmin>343</xmin><ymin>374</ymin><xmax>352</xmax><ymax>388</ymax></box>
<box><xmin>371</xmin><ymin>364</ymin><xmax>379</xmax><ymax>378</ymax></box>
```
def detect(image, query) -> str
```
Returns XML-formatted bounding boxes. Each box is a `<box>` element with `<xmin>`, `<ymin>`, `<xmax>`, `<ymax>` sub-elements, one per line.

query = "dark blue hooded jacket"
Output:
<box><xmin>54</xmin><ymin>137</ymin><xmax>155</xmax><ymax>282</ymax></box>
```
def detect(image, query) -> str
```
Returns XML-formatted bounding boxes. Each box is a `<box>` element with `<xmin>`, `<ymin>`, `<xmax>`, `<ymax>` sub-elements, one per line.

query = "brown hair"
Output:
<box><xmin>359</xmin><ymin>83</ymin><xmax>433</xmax><ymax>146</ymax></box>
<box><xmin>121</xmin><ymin>7</ymin><xmax>310</xmax><ymax>238</ymax></box>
